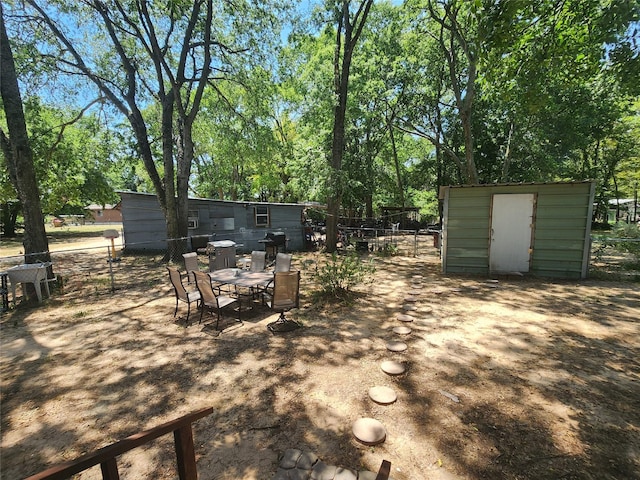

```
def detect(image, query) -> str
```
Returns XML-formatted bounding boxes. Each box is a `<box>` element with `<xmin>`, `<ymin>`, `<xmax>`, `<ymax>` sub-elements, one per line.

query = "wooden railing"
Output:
<box><xmin>24</xmin><ymin>407</ymin><xmax>213</xmax><ymax>480</ymax></box>
<box><xmin>375</xmin><ymin>460</ymin><xmax>391</xmax><ymax>480</ymax></box>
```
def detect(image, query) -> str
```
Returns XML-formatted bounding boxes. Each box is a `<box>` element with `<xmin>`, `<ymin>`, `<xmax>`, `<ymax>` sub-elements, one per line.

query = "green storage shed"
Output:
<box><xmin>440</xmin><ymin>181</ymin><xmax>595</xmax><ymax>279</ymax></box>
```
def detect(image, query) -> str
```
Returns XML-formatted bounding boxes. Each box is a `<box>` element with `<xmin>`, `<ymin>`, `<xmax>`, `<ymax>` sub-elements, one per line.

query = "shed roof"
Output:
<box><xmin>439</xmin><ymin>181</ymin><xmax>594</xmax><ymax>199</ymax></box>
<box><xmin>118</xmin><ymin>190</ymin><xmax>306</xmax><ymax>208</ymax></box>
<box><xmin>608</xmin><ymin>198</ymin><xmax>636</xmax><ymax>206</ymax></box>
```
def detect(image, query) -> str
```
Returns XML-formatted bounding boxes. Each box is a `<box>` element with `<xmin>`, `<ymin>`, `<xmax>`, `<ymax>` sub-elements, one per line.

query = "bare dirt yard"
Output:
<box><xmin>1</xmin><ymin>245</ymin><xmax>639</xmax><ymax>480</ymax></box>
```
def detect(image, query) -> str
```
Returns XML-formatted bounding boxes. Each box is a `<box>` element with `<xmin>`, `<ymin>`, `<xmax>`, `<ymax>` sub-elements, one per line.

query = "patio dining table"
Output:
<box><xmin>208</xmin><ymin>268</ymin><xmax>273</xmax><ymax>289</ymax></box>
<box><xmin>208</xmin><ymin>268</ymin><xmax>274</xmax><ymax>311</ymax></box>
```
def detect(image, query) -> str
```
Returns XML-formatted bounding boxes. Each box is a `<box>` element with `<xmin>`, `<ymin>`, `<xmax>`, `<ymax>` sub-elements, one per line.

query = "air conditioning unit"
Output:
<box><xmin>187</xmin><ymin>218</ymin><xmax>199</xmax><ymax>229</ymax></box>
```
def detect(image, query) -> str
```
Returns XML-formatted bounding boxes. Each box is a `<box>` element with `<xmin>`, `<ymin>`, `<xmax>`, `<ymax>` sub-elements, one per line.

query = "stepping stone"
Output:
<box><xmin>402</xmin><ymin>304</ymin><xmax>417</xmax><ymax>311</ymax></box>
<box><xmin>422</xmin><ymin>306</ymin><xmax>434</xmax><ymax>314</ymax></box>
<box><xmin>368</xmin><ymin>386</ymin><xmax>397</xmax><ymax>405</ymax></box>
<box><xmin>311</xmin><ymin>461</ymin><xmax>337</xmax><ymax>479</ymax></box>
<box><xmin>352</xmin><ymin>418</ymin><xmax>386</xmax><ymax>445</ymax></box>
<box><xmin>296</xmin><ymin>451</ymin><xmax>319</xmax><ymax>470</ymax></box>
<box><xmin>358</xmin><ymin>470</ymin><xmax>383</xmax><ymax>480</ymax></box>
<box><xmin>412</xmin><ymin>275</ymin><xmax>423</xmax><ymax>279</ymax></box>
<box><xmin>386</xmin><ymin>341</ymin><xmax>407</xmax><ymax>352</ymax></box>
<box><xmin>393</xmin><ymin>325</ymin><xmax>411</xmax><ymax>335</ymax></box>
<box><xmin>396</xmin><ymin>313</ymin><xmax>415</xmax><ymax>322</ymax></box>
<box><xmin>279</xmin><ymin>449</ymin><xmax>303</xmax><ymax>469</ymax></box>
<box><xmin>409</xmin><ymin>290</ymin><xmax>422</xmax><ymax>296</ymax></box>
<box><xmin>334</xmin><ymin>467</ymin><xmax>358</xmax><ymax>479</ymax></box>
<box><xmin>381</xmin><ymin>360</ymin><xmax>406</xmax><ymax>375</ymax></box>
<box><xmin>403</xmin><ymin>295</ymin><xmax>419</xmax><ymax>303</ymax></box>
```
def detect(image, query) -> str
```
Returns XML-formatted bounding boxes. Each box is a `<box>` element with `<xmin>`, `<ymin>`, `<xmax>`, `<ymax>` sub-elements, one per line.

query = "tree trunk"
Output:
<box><xmin>326</xmin><ymin>0</ymin><xmax>374</xmax><ymax>253</ymax></box>
<box><xmin>501</xmin><ymin>120</ymin><xmax>515</xmax><ymax>183</ymax></box>
<box><xmin>1</xmin><ymin>6</ymin><xmax>52</xmax><ymax>300</ymax></box>
<box><xmin>0</xmin><ymin>202</ymin><xmax>20</xmax><ymax>237</ymax></box>
<box><xmin>460</xmin><ymin>108</ymin><xmax>478</xmax><ymax>184</ymax></box>
<box><xmin>388</xmin><ymin>119</ymin><xmax>405</xmax><ymax>207</ymax></box>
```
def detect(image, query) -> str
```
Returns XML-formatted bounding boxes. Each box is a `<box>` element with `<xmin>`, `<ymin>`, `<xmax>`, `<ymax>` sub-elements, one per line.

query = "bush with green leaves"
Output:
<box><xmin>313</xmin><ymin>252</ymin><xmax>375</xmax><ymax>298</ymax></box>
<box><xmin>610</xmin><ymin>223</ymin><xmax>640</xmax><ymax>259</ymax></box>
<box><xmin>377</xmin><ymin>242</ymin><xmax>399</xmax><ymax>257</ymax></box>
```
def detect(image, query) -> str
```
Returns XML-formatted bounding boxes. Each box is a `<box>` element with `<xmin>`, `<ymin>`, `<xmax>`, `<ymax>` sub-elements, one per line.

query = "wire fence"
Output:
<box><xmin>1</xmin><ymin>232</ymin><xmax>637</xmax><ymax>311</ymax></box>
<box><xmin>589</xmin><ymin>237</ymin><xmax>640</xmax><ymax>280</ymax></box>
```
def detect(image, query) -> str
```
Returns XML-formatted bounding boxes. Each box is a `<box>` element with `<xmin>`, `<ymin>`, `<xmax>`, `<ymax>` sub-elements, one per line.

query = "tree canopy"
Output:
<box><xmin>2</xmin><ymin>0</ymin><xmax>639</xmax><ymax>242</ymax></box>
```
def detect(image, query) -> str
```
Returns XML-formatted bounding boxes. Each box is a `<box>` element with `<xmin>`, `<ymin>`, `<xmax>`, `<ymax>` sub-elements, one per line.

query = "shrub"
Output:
<box><xmin>313</xmin><ymin>252</ymin><xmax>375</xmax><ymax>299</ymax></box>
<box><xmin>610</xmin><ymin>223</ymin><xmax>640</xmax><ymax>259</ymax></box>
<box><xmin>376</xmin><ymin>242</ymin><xmax>399</xmax><ymax>257</ymax></box>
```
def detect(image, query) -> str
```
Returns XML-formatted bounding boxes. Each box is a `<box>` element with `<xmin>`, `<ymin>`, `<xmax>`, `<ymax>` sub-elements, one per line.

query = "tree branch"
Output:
<box><xmin>43</xmin><ymin>97</ymin><xmax>106</xmax><ymax>160</ymax></box>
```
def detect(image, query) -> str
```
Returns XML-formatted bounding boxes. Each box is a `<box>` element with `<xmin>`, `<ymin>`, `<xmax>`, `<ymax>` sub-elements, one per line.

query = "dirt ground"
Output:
<box><xmin>1</xmin><ymin>244</ymin><xmax>639</xmax><ymax>480</ymax></box>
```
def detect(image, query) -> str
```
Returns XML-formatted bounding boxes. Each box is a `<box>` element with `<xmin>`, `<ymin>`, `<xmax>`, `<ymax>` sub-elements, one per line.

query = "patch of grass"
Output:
<box><xmin>45</xmin><ymin>223</ymin><xmax>122</xmax><ymax>239</ymax></box>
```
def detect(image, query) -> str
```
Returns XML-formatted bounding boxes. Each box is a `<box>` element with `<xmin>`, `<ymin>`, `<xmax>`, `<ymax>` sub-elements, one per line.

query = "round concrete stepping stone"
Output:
<box><xmin>386</xmin><ymin>340</ymin><xmax>407</xmax><ymax>352</ymax></box>
<box><xmin>396</xmin><ymin>313</ymin><xmax>415</xmax><ymax>322</ymax></box>
<box><xmin>393</xmin><ymin>325</ymin><xmax>412</xmax><ymax>335</ymax></box>
<box><xmin>404</xmin><ymin>295</ymin><xmax>419</xmax><ymax>302</ymax></box>
<box><xmin>403</xmin><ymin>304</ymin><xmax>417</xmax><ymax>311</ymax></box>
<box><xmin>352</xmin><ymin>418</ymin><xmax>386</xmax><ymax>445</ymax></box>
<box><xmin>412</xmin><ymin>274</ymin><xmax>423</xmax><ymax>279</ymax></box>
<box><xmin>381</xmin><ymin>360</ymin><xmax>406</xmax><ymax>375</ymax></box>
<box><xmin>368</xmin><ymin>386</ymin><xmax>397</xmax><ymax>405</ymax></box>
<box><xmin>409</xmin><ymin>290</ymin><xmax>422</xmax><ymax>296</ymax></box>
<box><xmin>422</xmin><ymin>306</ymin><xmax>433</xmax><ymax>314</ymax></box>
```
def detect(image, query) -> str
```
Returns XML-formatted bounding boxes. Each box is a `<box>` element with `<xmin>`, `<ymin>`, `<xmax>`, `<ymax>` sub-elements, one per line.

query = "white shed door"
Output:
<box><xmin>489</xmin><ymin>193</ymin><xmax>535</xmax><ymax>273</ymax></box>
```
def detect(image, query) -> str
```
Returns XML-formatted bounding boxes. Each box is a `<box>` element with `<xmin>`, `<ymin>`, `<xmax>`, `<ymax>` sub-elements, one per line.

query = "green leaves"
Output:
<box><xmin>313</xmin><ymin>251</ymin><xmax>376</xmax><ymax>299</ymax></box>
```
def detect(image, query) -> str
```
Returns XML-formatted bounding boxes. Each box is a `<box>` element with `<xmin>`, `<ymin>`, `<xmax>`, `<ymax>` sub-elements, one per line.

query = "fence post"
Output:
<box><xmin>174</xmin><ymin>425</ymin><xmax>198</xmax><ymax>480</ymax></box>
<box><xmin>107</xmin><ymin>247</ymin><xmax>115</xmax><ymax>292</ymax></box>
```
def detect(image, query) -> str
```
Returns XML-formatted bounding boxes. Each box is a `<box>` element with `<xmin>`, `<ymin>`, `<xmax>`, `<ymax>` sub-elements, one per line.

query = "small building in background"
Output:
<box><xmin>118</xmin><ymin>191</ymin><xmax>306</xmax><ymax>253</ymax></box>
<box><xmin>86</xmin><ymin>203</ymin><xmax>122</xmax><ymax>224</ymax></box>
<box><xmin>608</xmin><ymin>198</ymin><xmax>639</xmax><ymax>224</ymax></box>
<box><xmin>440</xmin><ymin>181</ymin><xmax>595</xmax><ymax>279</ymax></box>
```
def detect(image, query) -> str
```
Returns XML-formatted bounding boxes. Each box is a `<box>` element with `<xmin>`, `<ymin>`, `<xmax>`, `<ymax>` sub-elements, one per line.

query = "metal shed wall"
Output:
<box><xmin>120</xmin><ymin>192</ymin><xmax>167</xmax><ymax>250</ymax></box>
<box><xmin>442</xmin><ymin>182</ymin><xmax>595</xmax><ymax>279</ymax></box>
<box><xmin>119</xmin><ymin>192</ymin><xmax>305</xmax><ymax>252</ymax></box>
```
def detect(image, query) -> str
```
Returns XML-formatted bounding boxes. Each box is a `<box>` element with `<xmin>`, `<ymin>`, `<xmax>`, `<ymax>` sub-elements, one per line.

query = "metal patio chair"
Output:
<box><xmin>182</xmin><ymin>252</ymin><xmax>199</xmax><ymax>284</ymax></box>
<box><xmin>193</xmin><ymin>271</ymin><xmax>240</xmax><ymax>329</ymax></box>
<box><xmin>167</xmin><ymin>266</ymin><xmax>201</xmax><ymax>324</ymax></box>
<box><xmin>264</xmin><ymin>270</ymin><xmax>300</xmax><ymax>332</ymax></box>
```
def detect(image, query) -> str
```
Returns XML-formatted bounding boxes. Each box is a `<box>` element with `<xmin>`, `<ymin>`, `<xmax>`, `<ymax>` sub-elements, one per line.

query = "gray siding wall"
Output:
<box><xmin>120</xmin><ymin>193</ymin><xmax>167</xmax><ymax>250</ymax></box>
<box><xmin>120</xmin><ymin>192</ymin><xmax>305</xmax><ymax>252</ymax></box>
<box><xmin>442</xmin><ymin>182</ymin><xmax>594</xmax><ymax>279</ymax></box>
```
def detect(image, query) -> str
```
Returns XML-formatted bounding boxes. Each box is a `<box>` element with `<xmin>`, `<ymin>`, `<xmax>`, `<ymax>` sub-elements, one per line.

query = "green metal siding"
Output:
<box><xmin>442</xmin><ymin>182</ymin><xmax>594</xmax><ymax>279</ymax></box>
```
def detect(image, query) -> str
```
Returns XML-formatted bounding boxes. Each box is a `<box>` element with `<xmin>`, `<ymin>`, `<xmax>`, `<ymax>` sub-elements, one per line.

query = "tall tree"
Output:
<box><xmin>325</xmin><ymin>0</ymin><xmax>374</xmax><ymax>252</ymax></box>
<box><xmin>20</xmin><ymin>0</ymin><xmax>287</xmax><ymax>259</ymax></box>
<box><xmin>0</xmin><ymin>3</ymin><xmax>51</xmax><ymax>269</ymax></box>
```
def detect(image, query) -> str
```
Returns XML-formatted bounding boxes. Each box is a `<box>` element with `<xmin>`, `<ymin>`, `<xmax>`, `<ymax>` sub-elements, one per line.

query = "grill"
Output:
<box><xmin>258</xmin><ymin>231</ymin><xmax>287</xmax><ymax>258</ymax></box>
<box><xmin>207</xmin><ymin>240</ymin><xmax>237</xmax><ymax>271</ymax></box>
